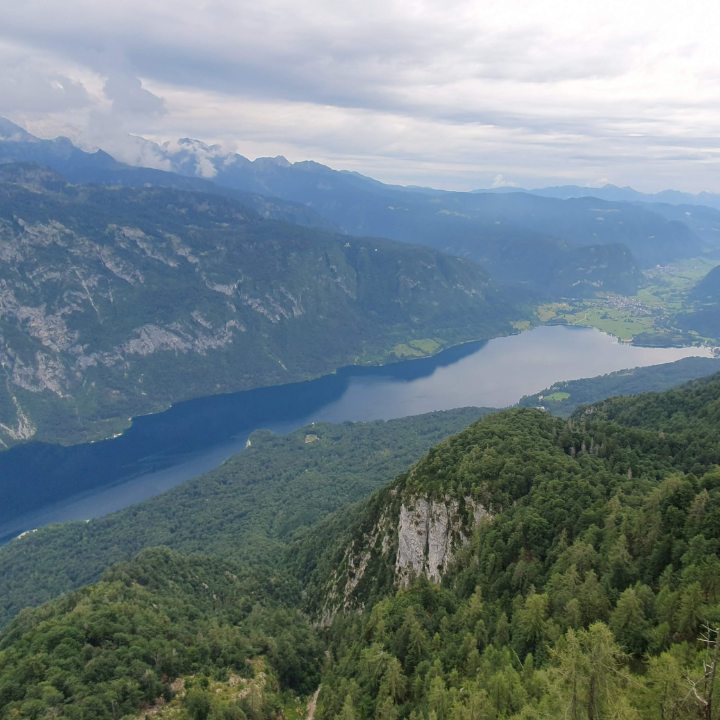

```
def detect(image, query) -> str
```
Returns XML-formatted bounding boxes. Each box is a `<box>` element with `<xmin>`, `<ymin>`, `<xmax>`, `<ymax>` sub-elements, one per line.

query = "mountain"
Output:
<box><xmin>0</xmin><ymin>163</ymin><xmax>518</xmax><ymax>448</ymax></box>
<box><xmin>0</xmin><ymin>122</ymin><xmax>674</xmax><ymax>297</ymax></box>
<box><xmin>518</xmin><ymin>356</ymin><xmax>720</xmax><ymax>417</ymax></box>
<box><xmin>630</xmin><ymin>202</ymin><xmax>720</xmax><ymax>249</ymax></box>
<box><xmin>690</xmin><ymin>263</ymin><xmax>720</xmax><ymax>303</ymax></box>
<box><xmin>307</xmin><ymin>382</ymin><xmax>720</xmax><ymax>720</ymax></box>
<box><xmin>0</xmin><ymin>127</ymin><xmax>338</xmax><ymax>232</ymax></box>
<box><xmin>3</xmin><ymin>372</ymin><xmax>720</xmax><ymax>719</ymax></box>
<box><xmin>301</xmin><ymin>375</ymin><xmax>720</xmax><ymax>719</ymax></box>
<box><xmin>669</xmin><ymin>264</ymin><xmax>720</xmax><ymax>340</ymax></box>
<box><xmin>480</xmin><ymin>180</ymin><xmax>720</xmax><ymax>211</ymax></box>
<box><xmin>0</xmin><ymin>547</ymin><xmax>323</xmax><ymax>719</ymax></box>
<box><xmin>86</xmin><ymin>130</ymin><xmax>709</xmax><ymax>267</ymax></box>
<box><xmin>3</xmin><ymin>358</ymin><xmax>720</xmax><ymax>630</ymax></box>
<box><xmin>114</xmin><ymin>135</ymin><xmax>695</xmax><ymax>272</ymax></box>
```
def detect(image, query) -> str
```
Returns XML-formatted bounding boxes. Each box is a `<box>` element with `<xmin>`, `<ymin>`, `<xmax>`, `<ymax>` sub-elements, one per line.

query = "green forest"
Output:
<box><xmin>0</xmin><ymin>408</ymin><xmax>488</xmax><ymax>627</ymax></box>
<box><xmin>4</xmin><ymin>373</ymin><xmax>720</xmax><ymax>719</ymax></box>
<box><xmin>519</xmin><ymin>356</ymin><xmax>720</xmax><ymax>417</ymax></box>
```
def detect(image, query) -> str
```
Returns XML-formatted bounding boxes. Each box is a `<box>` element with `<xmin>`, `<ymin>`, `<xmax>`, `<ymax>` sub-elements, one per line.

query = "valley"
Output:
<box><xmin>3</xmin><ymin>123</ymin><xmax>720</xmax><ymax>720</ymax></box>
<box><xmin>535</xmin><ymin>257</ymin><xmax>720</xmax><ymax>345</ymax></box>
<box><xmin>0</xmin><ymin>325</ymin><xmax>708</xmax><ymax>546</ymax></box>
<box><xmin>3</xmin><ymin>370</ymin><xmax>720</xmax><ymax>720</ymax></box>
<box><xmin>0</xmin><ymin>164</ymin><xmax>520</xmax><ymax>450</ymax></box>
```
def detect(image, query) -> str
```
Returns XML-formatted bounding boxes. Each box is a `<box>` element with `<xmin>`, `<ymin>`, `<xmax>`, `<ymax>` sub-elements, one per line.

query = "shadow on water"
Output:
<box><xmin>0</xmin><ymin>338</ymin><xmax>488</xmax><ymax>534</ymax></box>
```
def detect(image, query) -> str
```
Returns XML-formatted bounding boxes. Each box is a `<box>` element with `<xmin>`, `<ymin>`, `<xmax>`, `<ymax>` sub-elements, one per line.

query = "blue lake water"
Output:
<box><xmin>0</xmin><ymin>325</ymin><xmax>712</xmax><ymax>543</ymax></box>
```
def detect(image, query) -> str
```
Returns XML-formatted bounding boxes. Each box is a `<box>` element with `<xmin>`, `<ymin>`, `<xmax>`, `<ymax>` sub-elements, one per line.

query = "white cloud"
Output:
<box><xmin>2</xmin><ymin>0</ymin><xmax>720</xmax><ymax>192</ymax></box>
<box><xmin>491</xmin><ymin>174</ymin><xmax>519</xmax><ymax>188</ymax></box>
<box><xmin>0</xmin><ymin>41</ymin><xmax>91</xmax><ymax>114</ymax></box>
<box><xmin>103</xmin><ymin>73</ymin><xmax>166</xmax><ymax>116</ymax></box>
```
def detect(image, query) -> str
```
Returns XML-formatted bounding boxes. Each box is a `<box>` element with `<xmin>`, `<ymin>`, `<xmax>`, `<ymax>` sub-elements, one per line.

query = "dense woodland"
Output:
<box><xmin>3</xmin><ymin>373</ymin><xmax>720</xmax><ymax>718</ymax></box>
<box><xmin>0</xmin><ymin>549</ymin><xmax>322</xmax><ymax>719</ymax></box>
<box><xmin>0</xmin><ymin>408</ymin><xmax>488</xmax><ymax>628</ymax></box>
<box><xmin>5</xmin><ymin>99</ymin><xmax>720</xmax><ymax>720</ymax></box>
<box><xmin>314</xmin><ymin>403</ymin><xmax>720</xmax><ymax>720</ymax></box>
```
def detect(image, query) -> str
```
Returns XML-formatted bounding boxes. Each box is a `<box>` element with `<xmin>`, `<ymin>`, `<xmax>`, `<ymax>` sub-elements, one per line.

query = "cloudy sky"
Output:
<box><xmin>2</xmin><ymin>0</ymin><xmax>720</xmax><ymax>192</ymax></box>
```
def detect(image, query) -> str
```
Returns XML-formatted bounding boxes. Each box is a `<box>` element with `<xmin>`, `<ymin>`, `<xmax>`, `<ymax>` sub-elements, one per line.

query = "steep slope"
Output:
<box><xmin>669</xmin><ymin>264</ymin><xmax>720</xmax><ymax>340</ymax></box>
<box><xmin>110</xmin><ymin>134</ymin><xmax>700</xmax><ymax>269</ymax></box>
<box><xmin>128</xmin><ymin>140</ymin><xmax>675</xmax><ymax>273</ymax></box>
<box><xmin>0</xmin><ymin>408</ymin><xmax>490</xmax><ymax>628</ymax></box>
<box><xmin>304</xmin><ymin>383</ymin><xmax>720</xmax><ymax>720</ymax></box>
<box><xmin>0</xmin><ymin>166</ymin><xmax>516</xmax><ymax>447</ymax></box>
<box><xmin>690</xmin><ymin>263</ymin><xmax>720</xmax><ymax>303</ymax></box>
<box><xmin>0</xmin><ymin>548</ymin><xmax>323</xmax><ymax>720</ymax></box>
<box><xmin>0</xmin><ymin>126</ymin><xmax>337</xmax><ymax>231</ymax></box>
<box><xmin>300</xmin><ymin>407</ymin><xmax>672</xmax><ymax>619</ymax></box>
<box><xmin>308</xmin><ymin>375</ymin><xmax>720</xmax><ymax>620</ymax></box>
<box><xmin>4</xmin><ymin>373</ymin><xmax>720</xmax><ymax>719</ymax></box>
<box><xmin>636</xmin><ymin>202</ymin><xmax>720</xmax><ymax>249</ymax></box>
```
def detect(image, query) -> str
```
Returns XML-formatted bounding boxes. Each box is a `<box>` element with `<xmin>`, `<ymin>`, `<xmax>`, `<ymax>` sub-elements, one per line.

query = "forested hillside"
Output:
<box><xmin>0</xmin><ymin>122</ymin><xmax>662</xmax><ymax>299</ymax></box>
<box><xmin>3</xmin><ymin>375</ymin><xmax>720</xmax><ymax>718</ymax></box>
<box><xmin>673</xmin><ymin>264</ymin><xmax>720</xmax><ymax>340</ymax></box>
<box><xmin>310</xmin><ymin>394</ymin><xmax>720</xmax><ymax>720</ymax></box>
<box><xmin>0</xmin><ymin>164</ymin><xmax>516</xmax><ymax>447</ymax></box>
<box><xmin>0</xmin><ymin>408</ymin><xmax>488</xmax><ymax>628</ymax></box>
<box><xmin>0</xmin><ymin>548</ymin><xmax>323</xmax><ymax>720</ymax></box>
<box><xmin>519</xmin><ymin>356</ymin><xmax>720</xmax><ymax>417</ymax></box>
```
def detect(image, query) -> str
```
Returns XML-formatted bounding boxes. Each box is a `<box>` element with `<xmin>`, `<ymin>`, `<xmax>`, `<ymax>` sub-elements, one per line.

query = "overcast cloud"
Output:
<box><xmin>2</xmin><ymin>0</ymin><xmax>720</xmax><ymax>191</ymax></box>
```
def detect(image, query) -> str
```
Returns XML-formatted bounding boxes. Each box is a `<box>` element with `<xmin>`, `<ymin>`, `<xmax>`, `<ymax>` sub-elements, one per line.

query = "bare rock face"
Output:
<box><xmin>395</xmin><ymin>496</ymin><xmax>489</xmax><ymax>584</ymax></box>
<box><xmin>319</xmin><ymin>491</ymin><xmax>493</xmax><ymax>623</ymax></box>
<box><xmin>395</xmin><ymin>499</ymin><xmax>430</xmax><ymax>579</ymax></box>
<box><xmin>0</xmin><ymin>397</ymin><xmax>37</xmax><ymax>446</ymax></box>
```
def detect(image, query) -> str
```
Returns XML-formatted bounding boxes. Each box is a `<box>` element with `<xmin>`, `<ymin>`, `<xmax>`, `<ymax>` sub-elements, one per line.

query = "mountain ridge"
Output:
<box><xmin>0</xmin><ymin>163</ymin><xmax>518</xmax><ymax>449</ymax></box>
<box><xmin>4</xmin><ymin>121</ymin><xmax>696</xmax><ymax>298</ymax></box>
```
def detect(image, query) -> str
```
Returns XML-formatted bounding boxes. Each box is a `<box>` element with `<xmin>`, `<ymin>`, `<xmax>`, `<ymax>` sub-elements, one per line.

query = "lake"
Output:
<box><xmin>0</xmin><ymin>325</ymin><xmax>712</xmax><ymax>543</ymax></box>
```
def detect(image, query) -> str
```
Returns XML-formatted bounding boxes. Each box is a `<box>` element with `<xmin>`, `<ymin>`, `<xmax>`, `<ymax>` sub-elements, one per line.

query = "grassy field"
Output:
<box><xmin>391</xmin><ymin>337</ymin><xmax>442</xmax><ymax>358</ymax></box>
<box><xmin>511</xmin><ymin>320</ymin><xmax>532</xmax><ymax>331</ymax></box>
<box><xmin>543</xmin><ymin>391</ymin><xmax>571</xmax><ymax>402</ymax></box>
<box><xmin>536</xmin><ymin>258</ymin><xmax>720</xmax><ymax>345</ymax></box>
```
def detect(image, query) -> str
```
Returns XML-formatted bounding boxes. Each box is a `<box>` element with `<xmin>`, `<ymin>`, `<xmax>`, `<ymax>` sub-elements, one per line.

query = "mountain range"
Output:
<box><xmin>7</xmin><ymin>119</ymin><xmax>720</xmax><ymax>297</ymax></box>
<box><xmin>2</xmin><ymin>116</ymin><xmax>720</xmax><ymax>718</ymax></box>
<box><xmin>481</xmin><ymin>180</ymin><xmax>720</xmax><ymax>211</ymax></box>
<box><xmin>3</xmin><ymin>119</ymin><xmax>720</xmax><ymax>448</ymax></box>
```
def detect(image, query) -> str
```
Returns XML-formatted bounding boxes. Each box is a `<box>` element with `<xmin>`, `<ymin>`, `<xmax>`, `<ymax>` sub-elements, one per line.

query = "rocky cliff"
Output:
<box><xmin>395</xmin><ymin>496</ymin><xmax>490</xmax><ymax>583</ymax></box>
<box><xmin>305</xmin><ymin>409</ymin><xmax>569</xmax><ymax>622</ymax></box>
<box><xmin>316</xmin><ymin>485</ymin><xmax>493</xmax><ymax>622</ymax></box>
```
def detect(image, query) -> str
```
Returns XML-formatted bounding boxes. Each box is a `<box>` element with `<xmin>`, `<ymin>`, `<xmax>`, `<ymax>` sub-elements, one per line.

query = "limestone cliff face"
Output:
<box><xmin>395</xmin><ymin>496</ymin><xmax>490</xmax><ymax>584</ymax></box>
<box><xmin>320</xmin><ymin>492</ymin><xmax>491</xmax><ymax>622</ymax></box>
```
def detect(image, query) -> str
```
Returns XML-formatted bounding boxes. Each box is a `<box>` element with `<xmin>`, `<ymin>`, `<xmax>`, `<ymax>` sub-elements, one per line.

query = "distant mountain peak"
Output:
<box><xmin>176</xmin><ymin>137</ymin><xmax>224</xmax><ymax>154</ymax></box>
<box><xmin>254</xmin><ymin>155</ymin><xmax>292</xmax><ymax>168</ymax></box>
<box><xmin>0</xmin><ymin>118</ymin><xmax>35</xmax><ymax>142</ymax></box>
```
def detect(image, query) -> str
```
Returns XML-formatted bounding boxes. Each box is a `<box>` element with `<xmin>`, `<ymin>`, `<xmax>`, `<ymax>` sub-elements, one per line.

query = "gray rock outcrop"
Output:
<box><xmin>395</xmin><ymin>495</ymin><xmax>491</xmax><ymax>585</ymax></box>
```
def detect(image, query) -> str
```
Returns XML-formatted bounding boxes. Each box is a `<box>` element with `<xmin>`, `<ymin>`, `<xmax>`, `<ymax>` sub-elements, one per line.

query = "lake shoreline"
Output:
<box><xmin>0</xmin><ymin>325</ymin><xmax>711</xmax><ymax>544</ymax></box>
